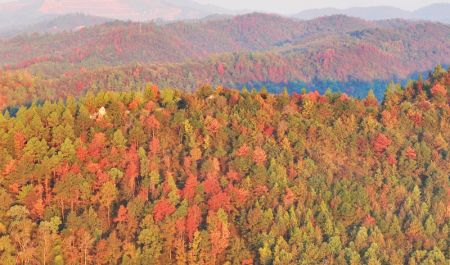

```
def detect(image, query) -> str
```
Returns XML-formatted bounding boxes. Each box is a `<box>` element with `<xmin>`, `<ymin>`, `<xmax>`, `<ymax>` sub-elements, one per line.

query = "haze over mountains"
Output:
<box><xmin>0</xmin><ymin>0</ymin><xmax>232</xmax><ymax>32</ymax></box>
<box><xmin>37</xmin><ymin>0</ymin><xmax>230</xmax><ymax>20</ymax></box>
<box><xmin>293</xmin><ymin>3</ymin><xmax>450</xmax><ymax>23</ymax></box>
<box><xmin>0</xmin><ymin>1</ymin><xmax>449</xmax><ymax>35</ymax></box>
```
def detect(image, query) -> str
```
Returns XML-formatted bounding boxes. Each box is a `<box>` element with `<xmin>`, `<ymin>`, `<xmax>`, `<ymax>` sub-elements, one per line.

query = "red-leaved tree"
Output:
<box><xmin>153</xmin><ymin>198</ymin><xmax>176</xmax><ymax>222</ymax></box>
<box><xmin>186</xmin><ymin>205</ymin><xmax>202</xmax><ymax>241</ymax></box>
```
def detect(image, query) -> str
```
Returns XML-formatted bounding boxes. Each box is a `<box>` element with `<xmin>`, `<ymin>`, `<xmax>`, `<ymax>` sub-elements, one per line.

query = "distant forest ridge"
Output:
<box><xmin>0</xmin><ymin>13</ymin><xmax>448</xmax><ymax>108</ymax></box>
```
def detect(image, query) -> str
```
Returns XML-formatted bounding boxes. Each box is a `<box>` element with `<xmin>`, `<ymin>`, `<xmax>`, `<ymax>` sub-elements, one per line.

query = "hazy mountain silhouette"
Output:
<box><xmin>0</xmin><ymin>0</ymin><xmax>232</xmax><ymax>31</ymax></box>
<box><xmin>293</xmin><ymin>3</ymin><xmax>450</xmax><ymax>24</ymax></box>
<box><xmin>1</xmin><ymin>1</ymin><xmax>449</xmax><ymax>33</ymax></box>
<box><xmin>414</xmin><ymin>3</ymin><xmax>450</xmax><ymax>23</ymax></box>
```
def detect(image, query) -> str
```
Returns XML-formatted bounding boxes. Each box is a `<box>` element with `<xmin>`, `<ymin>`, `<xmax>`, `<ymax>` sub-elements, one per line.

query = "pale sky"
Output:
<box><xmin>195</xmin><ymin>0</ymin><xmax>450</xmax><ymax>14</ymax></box>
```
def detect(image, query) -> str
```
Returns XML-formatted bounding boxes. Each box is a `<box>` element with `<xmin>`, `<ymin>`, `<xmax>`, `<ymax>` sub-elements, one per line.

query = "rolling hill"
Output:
<box><xmin>0</xmin><ymin>13</ymin><xmax>449</xmax><ymax>106</ymax></box>
<box><xmin>0</xmin><ymin>13</ymin><xmax>113</xmax><ymax>37</ymax></box>
<box><xmin>1</xmin><ymin>14</ymin><xmax>448</xmax><ymax>76</ymax></box>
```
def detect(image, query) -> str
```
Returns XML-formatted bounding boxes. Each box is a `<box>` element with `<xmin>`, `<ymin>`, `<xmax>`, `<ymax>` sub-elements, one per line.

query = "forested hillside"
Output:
<box><xmin>0</xmin><ymin>14</ymin><xmax>113</xmax><ymax>37</ymax></box>
<box><xmin>0</xmin><ymin>14</ymin><xmax>448</xmax><ymax>104</ymax></box>
<box><xmin>0</xmin><ymin>67</ymin><xmax>448</xmax><ymax>264</ymax></box>
<box><xmin>2</xmin><ymin>14</ymin><xmax>448</xmax><ymax>70</ymax></box>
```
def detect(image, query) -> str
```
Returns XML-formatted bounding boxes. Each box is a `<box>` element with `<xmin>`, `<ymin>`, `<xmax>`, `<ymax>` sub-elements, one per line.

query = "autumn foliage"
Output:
<box><xmin>153</xmin><ymin>199</ymin><xmax>176</xmax><ymax>222</ymax></box>
<box><xmin>373</xmin><ymin>133</ymin><xmax>391</xmax><ymax>153</ymax></box>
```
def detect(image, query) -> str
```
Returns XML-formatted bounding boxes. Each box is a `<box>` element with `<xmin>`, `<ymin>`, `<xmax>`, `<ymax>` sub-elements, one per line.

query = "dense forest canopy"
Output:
<box><xmin>0</xmin><ymin>66</ymin><xmax>448</xmax><ymax>264</ymax></box>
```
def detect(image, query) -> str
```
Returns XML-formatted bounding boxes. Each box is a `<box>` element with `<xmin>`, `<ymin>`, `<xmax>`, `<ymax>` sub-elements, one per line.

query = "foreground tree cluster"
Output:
<box><xmin>0</xmin><ymin>67</ymin><xmax>448</xmax><ymax>264</ymax></box>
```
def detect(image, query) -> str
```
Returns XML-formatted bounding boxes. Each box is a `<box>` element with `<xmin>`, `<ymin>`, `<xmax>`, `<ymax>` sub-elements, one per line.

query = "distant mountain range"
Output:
<box><xmin>0</xmin><ymin>0</ymin><xmax>233</xmax><ymax>32</ymax></box>
<box><xmin>293</xmin><ymin>3</ymin><xmax>450</xmax><ymax>24</ymax></box>
<box><xmin>0</xmin><ymin>1</ymin><xmax>449</xmax><ymax>35</ymax></box>
<box><xmin>37</xmin><ymin>0</ymin><xmax>231</xmax><ymax>20</ymax></box>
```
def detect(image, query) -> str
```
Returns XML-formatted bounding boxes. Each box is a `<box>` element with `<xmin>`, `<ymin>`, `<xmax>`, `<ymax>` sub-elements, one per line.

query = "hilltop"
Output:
<box><xmin>0</xmin><ymin>67</ymin><xmax>448</xmax><ymax>264</ymax></box>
